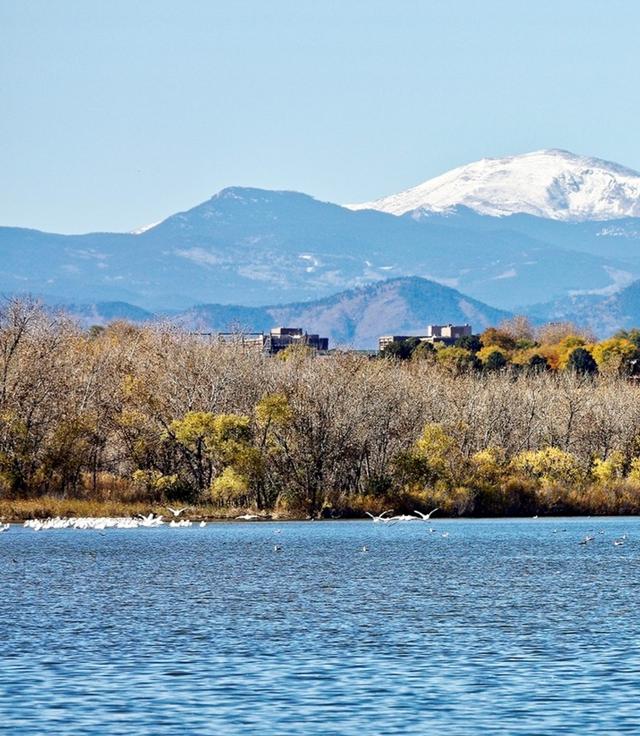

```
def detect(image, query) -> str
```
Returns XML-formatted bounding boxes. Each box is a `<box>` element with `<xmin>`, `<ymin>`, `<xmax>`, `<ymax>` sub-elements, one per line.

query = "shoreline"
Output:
<box><xmin>2</xmin><ymin>502</ymin><xmax>640</xmax><ymax>525</ymax></box>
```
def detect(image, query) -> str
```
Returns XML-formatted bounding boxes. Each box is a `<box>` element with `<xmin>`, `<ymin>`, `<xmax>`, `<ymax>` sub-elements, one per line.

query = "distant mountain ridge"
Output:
<box><xmin>1</xmin><ymin>184</ymin><xmax>634</xmax><ymax>312</ymax></box>
<box><xmin>530</xmin><ymin>278</ymin><xmax>640</xmax><ymax>337</ymax></box>
<box><xmin>3</xmin><ymin>149</ymin><xmax>640</xmax><ymax>332</ymax></box>
<box><xmin>59</xmin><ymin>276</ymin><xmax>510</xmax><ymax>349</ymax></box>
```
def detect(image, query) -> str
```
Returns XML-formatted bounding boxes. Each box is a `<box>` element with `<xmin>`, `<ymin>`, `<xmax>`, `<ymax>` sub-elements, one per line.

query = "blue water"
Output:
<box><xmin>1</xmin><ymin>518</ymin><xmax>639</xmax><ymax>734</ymax></box>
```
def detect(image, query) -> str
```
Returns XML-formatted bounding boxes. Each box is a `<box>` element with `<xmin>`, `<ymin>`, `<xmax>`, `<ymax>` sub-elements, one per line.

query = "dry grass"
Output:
<box><xmin>0</xmin><ymin>497</ymin><xmax>293</xmax><ymax>523</ymax></box>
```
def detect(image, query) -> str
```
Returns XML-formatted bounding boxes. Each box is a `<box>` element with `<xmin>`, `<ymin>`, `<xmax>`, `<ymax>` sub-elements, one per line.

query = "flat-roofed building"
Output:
<box><xmin>378</xmin><ymin>324</ymin><xmax>474</xmax><ymax>352</ymax></box>
<box><xmin>190</xmin><ymin>327</ymin><xmax>328</xmax><ymax>354</ymax></box>
<box><xmin>426</xmin><ymin>324</ymin><xmax>472</xmax><ymax>340</ymax></box>
<box><xmin>378</xmin><ymin>335</ymin><xmax>414</xmax><ymax>351</ymax></box>
<box><xmin>266</xmin><ymin>327</ymin><xmax>329</xmax><ymax>354</ymax></box>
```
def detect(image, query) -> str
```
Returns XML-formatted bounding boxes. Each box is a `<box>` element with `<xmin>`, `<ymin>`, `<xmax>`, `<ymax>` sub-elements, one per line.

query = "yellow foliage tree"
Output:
<box><xmin>590</xmin><ymin>338</ymin><xmax>636</xmax><ymax>374</ymax></box>
<box><xmin>512</xmin><ymin>447</ymin><xmax>581</xmax><ymax>487</ymax></box>
<box><xmin>628</xmin><ymin>458</ymin><xmax>640</xmax><ymax>484</ymax></box>
<box><xmin>592</xmin><ymin>451</ymin><xmax>625</xmax><ymax>484</ymax></box>
<box><xmin>435</xmin><ymin>346</ymin><xmax>478</xmax><ymax>374</ymax></box>
<box><xmin>211</xmin><ymin>466</ymin><xmax>250</xmax><ymax>505</ymax></box>
<box><xmin>471</xmin><ymin>447</ymin><xmax>507</xmax><ymax>482</ymax></box>
<box><xmin>410</xmin><ymin>423</ymin><xmax>467</xmax><ymax>488</ymax></box>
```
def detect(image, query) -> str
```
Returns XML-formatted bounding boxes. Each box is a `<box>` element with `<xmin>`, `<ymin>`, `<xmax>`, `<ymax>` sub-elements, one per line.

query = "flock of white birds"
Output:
<box><xmin>0</xmin><ymin>506</ymin><xmax>631</xmax><ymax>548</ymax></box>
<box><xmin>14</xmin><ymin>506</ymin><xmax>205</xmax><ymax>532</ymax></box>
<box><xmin>365</xmin><ymin>508</ymin><xmax>439</xmax><ymax>524</ymax></box>
<box><xmin>0</xmin><ymin>506</ymin><xmax>274</xmax><ymax>533</ymax></box>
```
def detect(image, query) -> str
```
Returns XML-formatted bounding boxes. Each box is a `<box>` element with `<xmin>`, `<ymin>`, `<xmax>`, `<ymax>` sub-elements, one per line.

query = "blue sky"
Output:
<box><xmin>2</xmin><ymin>0</ymin><xmax>639</xmax><ymax>233</ymax></box>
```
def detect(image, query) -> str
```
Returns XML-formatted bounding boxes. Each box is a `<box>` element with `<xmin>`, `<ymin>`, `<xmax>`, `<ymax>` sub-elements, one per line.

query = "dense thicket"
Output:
<box><xmin>3</xmin><ymin>299</ymin><xmax>640</xmax><ymax>517</ymax></box>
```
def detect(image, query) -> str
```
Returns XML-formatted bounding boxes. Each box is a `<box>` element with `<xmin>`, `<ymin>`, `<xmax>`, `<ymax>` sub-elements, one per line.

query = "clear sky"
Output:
<box><xmin>2</xmin><ymin>0</ymin><xmax>640</xmax><ymax>233</ymax></box>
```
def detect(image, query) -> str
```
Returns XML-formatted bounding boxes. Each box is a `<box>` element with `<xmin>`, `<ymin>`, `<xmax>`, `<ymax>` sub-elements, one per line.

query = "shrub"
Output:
<box><xmin>512</xmin><ymin>447</ymin><xmax>581</xmax><ymax>487</ymax></box>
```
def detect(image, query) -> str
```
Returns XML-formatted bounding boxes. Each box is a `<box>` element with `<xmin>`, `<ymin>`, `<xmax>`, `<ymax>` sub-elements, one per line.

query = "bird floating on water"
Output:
<box><xmin>274</xmin><ymin>544</ymin><xmax>282</xmax><ymax>552</ymax></box>
<box><xmin>361</xmin><ymin>545</ymin><xmax>369</xmax><ymax>552</ymax></box>
<box><xmin>236</xmin><ymin>514</ymin><xmax>260</xmax><ymax>521</ymax></box>
<box><xmin>24</xmin><ymin>515</ymin><xmax>164</xmax><ymax>531</ymax></box>
<box><xmin>614</xmin><ymin>538</ymin><xmax>625</xmax><ymax>546</ymax></box>
<box><xmin>169</xmin><ymin>519</ymin><xmax>192</xmax><ymax>528</ymax></box>
<box><xmin>199</xmin><ymin>521</ymin><xmax>207</xmax><ymax>527</ymax></box>
<box><xmin>0</xmin><ymin>523</ymin><xmax>9</xmax><ymax>532</ymax></box>
<box><xmin>579</xmin><ymin>535</ymin><xmax>595</xmax><ymax>545</ymax></box>
<box><xmin>138</xmin><ymin>513</ymin><xmax>163</xmax><ymax>527</ymax></box>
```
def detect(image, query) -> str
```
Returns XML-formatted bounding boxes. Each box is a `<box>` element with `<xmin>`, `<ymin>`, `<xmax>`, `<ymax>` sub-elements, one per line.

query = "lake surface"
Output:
<box><xmin>1</xmin><ymin>518</ymin><xmax>639</xmax><ymax>734</ymax></box>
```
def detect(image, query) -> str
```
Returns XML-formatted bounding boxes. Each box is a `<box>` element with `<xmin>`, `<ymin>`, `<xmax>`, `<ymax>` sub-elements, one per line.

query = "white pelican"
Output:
<box><xmin>413</xmin><ymin>508</ymin><xmax>440</xmax><ymax>521</ymax></box>
<box><xmin>166</xmin><ymin>506</ymin><xmax>191</xmax><ymax>517</ymax></box>
<box><xmin>365</xmin><ymin>510</ymin><xmax>394</xmax><ymax>523</ymax></box>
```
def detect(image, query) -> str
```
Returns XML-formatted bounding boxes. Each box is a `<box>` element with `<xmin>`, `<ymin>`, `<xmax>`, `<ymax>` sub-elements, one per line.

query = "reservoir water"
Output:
<box><xmin>1</xmin><ymin>518</ymin><xmax>639</xmax><ymax>734</ymax></box>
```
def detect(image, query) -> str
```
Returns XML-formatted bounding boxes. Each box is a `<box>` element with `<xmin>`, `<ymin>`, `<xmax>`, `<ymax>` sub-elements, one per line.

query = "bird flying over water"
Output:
<box><xmin>166</xmin><ymin>506</ymin><xmax>190</xmax><ymax>517</ymax></box>
<box><xmin>365</xmin><ymin>510</ymin><xmax>394</xmax><ymax>523</ymax></box>
<box><xmin>413</xmin><ymin>508</ymin><xmax>440</xmax><ymax>521</ymax></box>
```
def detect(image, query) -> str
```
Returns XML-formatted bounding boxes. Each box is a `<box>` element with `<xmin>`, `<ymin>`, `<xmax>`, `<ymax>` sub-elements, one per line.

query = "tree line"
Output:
<box><xmin>3</xmin><ymin>299</ymin><xmax>640</xmax><ymax>518</ymax></box>
<box><xmin>381</xmin><ymin>315</ymin><xmax>640</xmax><ymax>376</ymax></box>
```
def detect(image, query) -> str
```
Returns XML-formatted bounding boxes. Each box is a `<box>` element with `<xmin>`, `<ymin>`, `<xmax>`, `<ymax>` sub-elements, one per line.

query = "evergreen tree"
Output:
<box><xmin>567</xmin><ymin>347</ymin><xmax>598</xmax><ymax>375</ymax></box>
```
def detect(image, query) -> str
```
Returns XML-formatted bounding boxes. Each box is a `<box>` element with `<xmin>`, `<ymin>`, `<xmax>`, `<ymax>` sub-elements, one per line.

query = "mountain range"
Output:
<box><xmin>72</xmin><ymin>276</ymin><xmax>507</xmax><ymax>349</ymax></box>
<box><xmin>3</xmin><ymin>149</ymin><xmax>640</xmax><ymax>340</ymax></box>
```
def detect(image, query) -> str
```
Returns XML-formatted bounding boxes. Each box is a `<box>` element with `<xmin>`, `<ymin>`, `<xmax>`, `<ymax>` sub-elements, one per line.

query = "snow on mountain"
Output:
<box><xmin>347</xmin><ymin>149</ymin><xmax>640</xmax><ymax>222</ymax></box>
<box><xmin>130</xmin><ymin>220</ymin><xmax>162</xmax><ymax>235</ymax></box>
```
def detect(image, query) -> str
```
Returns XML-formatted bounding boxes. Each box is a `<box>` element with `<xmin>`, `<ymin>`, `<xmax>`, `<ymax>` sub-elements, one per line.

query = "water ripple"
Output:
<box><xmin>2</xmin><ymin>518</ymin><xmax>640</xmax><ymax>733</ymax></box>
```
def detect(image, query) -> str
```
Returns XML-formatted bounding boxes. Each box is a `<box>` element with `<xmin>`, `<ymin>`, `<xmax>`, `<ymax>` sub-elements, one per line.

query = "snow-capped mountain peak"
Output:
<box><xmin>347</xmin><ymin>149</ymin><xmax>640</xmax><ymax>221</ymax></box>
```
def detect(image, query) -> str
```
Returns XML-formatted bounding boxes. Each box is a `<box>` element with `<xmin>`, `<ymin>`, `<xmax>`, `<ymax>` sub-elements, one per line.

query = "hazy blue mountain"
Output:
<box><xmin>528</xmin><ymin>279</ymin><xmax>640</xmax><ymax>336</ymax></box>
<box><xmin>62</xmin><ymin>276</ymin><xmax>510</xmax><ymax>349</ymax></box>
<box><xmin>259</xmin><ymin>276</ymin><xmax>511</xmax><ymax>347</ymax></box>
<box><xmin>0</xmin><ymin>187</ymin><xmax>633</xmax><ymax>312</ymax></box>
<box><xmin>409</xmin><ymin>205</ymin><xmax>640</xmax><ymax>272</ymax></box>
<box><xmin>54</xmin><ymin>301</ymin><xmax>155</xmax><ymax>325</ymax></box>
